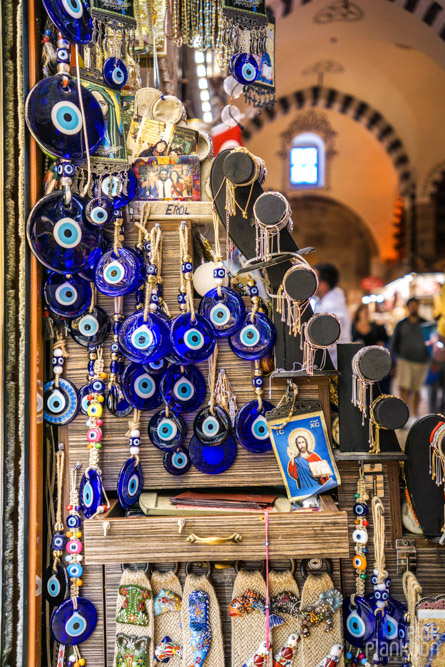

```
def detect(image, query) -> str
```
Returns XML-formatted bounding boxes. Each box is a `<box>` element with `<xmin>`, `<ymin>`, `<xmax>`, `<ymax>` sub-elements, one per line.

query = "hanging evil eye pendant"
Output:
<box><xmin>234</xmin><ymin>399</ymin><xmax>274</xmax><ymax>454</ymax></box>
<box><xmin>148</xmin><ymin>408</ymin><xmax>187</xmax><ymax>450</ymax></box>
<box><xmin>122</xmin><ymin>362</ymin><xmax>162</xmax><ymax>411</ymax></box>
<box><xmin>25</xmin><ymin>75</ymin><xmax>105</xmax><ymax>161</ymax></box>
<box><xmin>69</xmin><ymin>305</ymin><xmax>110</xmax><ymax>346</ymax></box>
<box><xmin>42</xmin><ymin>0</ymin><xmax>92</xmax><ymax>44</ymax></box>
<box><xmin>229</xmin><ymin>53</ymin><xmax>259</xmax><ymax>86</ymax></box>
<box><xmin>343</xmin><ymin>596</ymin><xmax>375</xmax><ymax>647</ymax></box>
<box><xmin>170</xmin><ymin>313</ymin><xmax>215</xmax><ymax>363</ymax></box>
<box><xmin>44</xmin><ymin>563</ymin><xmax>68</xmax><ymax>607</ymax></box>
<box><xmin>103</xmin><ymin>57</ymin><xmax>128</xmax><ymax>90</ymax></box>
<box><xmin>44</xmin><ymin>378</ymin><xmax>79</xmax><ymax>425</ymax></box>
<box><xmin>198</xmin><ymin>286</ymin><xmax>245</xmax><ymax>338</ymax></box>
<box><xmin>107</xmin><ymin>383</ymin><xmax>133</xmax><ymax>418</ymax></box>
<box><xmin>193</xmin><ymin>405</ymin><xmax>231</xmax><ymax>445</ymax></box>
<box><xmin>95</xmin><ymin>247</ymin><xmax>145</xmax><ymax>297</ymax></box>
<box><xmin>27</xmin><ymin>192</ymin><xmax>103</xmax><ymax>274</ymax></box>
<box><xmin>163</xmin><ymin>445</ymin><xmax>191</xmax><ymax>476</ymax></box>
<box><xmin>143</xmin><ymin>358</ymin><xmax>168</xmax><ymax>375</ymax></box>
<box><xmin>117</xmin><ymin>457</ymin><xmax>143</xmax><ymax>509</ymax></box>
<box><xmin>160</xmin><ymin>364</ymin><xmax>207</xmax><ymax>414</ymax></box>
<box><xmin>79</xmin><ymin>469</ymin><xmax>103</xmax><ymax>519</ymax></box>
<box><xmin>44</xmin><ymin>272</ymin><xmax>92</xmax><ymax>318</ymax></box>
<box><xmin>229</xmin><ymin>312</ymin><xmax>276</xmax><ymax>361</ymax></box>
<box><xmin>119</xmin><ymin>311</ymin><xmax>172</xmax><ymax>364</ymax></box>
<box><xmin>50</xmin><ymin>597</ymin><xmax>98</xmax><ymax>645</ymax></box>
<box><xmin>84</xmin><ymin>197</ymin><xmax>114</xmax><ymax>226</ymax></box>
<box><xmin>79</xmin><ymin>383</ymin><xmax>91</xmax><ymax>415</ymax></box>
<box><xmin>189</xmin><ymin>435</ymin><xmax>237</xmax><ymax>475</ymax></box>
<box><xmin>94</xmin><ymin>170</ymin><xmax>138</xmax><ymax>210</ymax></box>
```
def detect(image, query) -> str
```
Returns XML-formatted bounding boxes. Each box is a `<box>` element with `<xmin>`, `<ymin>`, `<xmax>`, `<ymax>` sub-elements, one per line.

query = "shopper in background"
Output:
<box><xmin>390</xmin><ymin>297</ymin><xmax>430</xmax><ymax>418</ymax></box>
<box><xmin>352</xmin><ymin>303</ymin><xmax>391</xmax><ymax>392</ymax></box>
<box><xmin>313</xmin><ymin>262</ymin><xmax>352</xmax><ymax>367</ymax></box>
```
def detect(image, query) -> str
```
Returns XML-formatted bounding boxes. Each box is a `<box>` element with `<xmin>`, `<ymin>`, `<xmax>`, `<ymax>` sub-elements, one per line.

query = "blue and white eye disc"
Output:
<box><xmin>51</xmin><ymin>101</ymin><xmax>82</xmax><ymax>135</ymax></box>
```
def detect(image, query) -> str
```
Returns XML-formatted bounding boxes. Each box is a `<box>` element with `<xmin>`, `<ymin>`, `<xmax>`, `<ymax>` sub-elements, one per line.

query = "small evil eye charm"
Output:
<box><xmin>352</xmin><ymin>528</ymin><xmax>368</xmax><ymax>545</ymax></box>
<box><xmin>107</xmin><ymin>384</ymin><xmax>133</xmax><ymax>418</ymax></box>
<box><xmin>56</xmin><ymin>47</ymin><xmax>71</xmax><ymax>64</ymax></box>
<box><xmin>57</xmin><ymin>160</ymin><xmax>75</xmax><ymax>177</ymax></box>
<box><xmin>143</xmin><ymin>358</ymin><xmax>168</xmax><ymax>374</ymax></box>
<box><xmin>117</xmin><ymin>457</ymin><xmax>143</xmax><ymax>509</ymax></box>
<box><xmin>229</xmin><ymin>311</ymin><xmax>276</xmax><ymax>361</ymax></box>
<box><xmin>85</xmin><ymin>197</ymin><xmax>114</xmax><ymax>226</ymax></box>
<box><xmin>160</xmin><ymin>364</ymin><xmax>207</xmax><ymax>414</ymax></box>
<box><xmin>66</xmin><ymin>539</ymin><xmax>83</xmax><ymax>554</ymax></box>
<box><xmin>44</xmin><ymin>378</ymin><xmax>80</xmax><ymax>425</ymax></box>
<box><xmin>353</xmin><ymin>555</ymin><xmax>367</xmax><ymax>570</ymax></box>
<box><xmin>70</xmin><ymin>306</ymin><xmax>110</xmax><ymax>347</ymax></box>
<box><xmin>86</xmin><ymin>427</ymin><xmax>102</xmax><ymax>442</ymax></box>
<box><xmin>67</xmin><ymin>563</ymin><xmax>84</xmax><ymax>579</ymax></box>
<box><xmin>163</xmin><ymin>445</ymin><xmax>191</xmax><ymax>476</ymax></box>
<box><xmin>95</xmin><ymin>247</ymin><xmax>145</xmax><ymax>297</ymax></box>
<box><xmin>229</xmin><ymin>53</ymin><xmax>259</xmax><ymax>86</ymax></box>
<box><xmin>79</xmin><ymin>469</ymin><xmax>103</xmax><ymax>519</ymax></box>
<box><xmin>87</xmin><ymin>401</ymin><xmax>103</xmax><ymax>418</ymax></box>
<box><xmin>234</xmin><ymin>399</ymin><xmax>274</xmax><ymax>454</ymax></box>
<box><xmin>122</xmin><ymin>362</ymin><xmax>162</xmax><ymax>411</ymax></box>
<box><xmin>103</xmin><ymin>57</ymin><xmax>128</xmax><ymax>89</ymax></box>
<box><xmin>170</xmin><ymin>313</ymin><xmax>215</xmax><ymax>363</ymax></box>
<box><xmin>90</xmin><ymin>379</ymin><xmax>105</xmax><ymax>394</ymax></box>
<box><xmin>94</xmin><ymin>169</ymin><xmax>138</xmax><ymax>210</ymax></box>
<box><xmin>44</xmin><ymin>563</ymin><xmax>68</xmax><ymax>606</ymax></box>
<box><xmin>51</xmin><ymin>533</ymin><xmax>67</xmax><ymax>551</ymax></box>
<box><xmin>353</xmin><ymin>502</ymin><xmax>368</xmax><ymax>517</ymax></box>
<box><xmin>148</xmin><ymin>409</ymin><xmax>187</xmax><ymax>450</ymax></box>
<box><xmin>44</xmin><ymin>273</ymin><xmax>92</xmax><ymax>318</ymax></box>
<box><xmin>66</xmin><ymin>515</ymin><xmax>81</xmax><ymax>529</ymax></box>
<box><xmin>198</xmin><ymin>286</ymin><xmax>245</xmax><ymax>338</ymax></box>
<box><xmin>50</xmin><ymin>597</ymin><xmax>98</xmax><ymax>645</ymax></box>
<box><xmin>193</xmin><ymin>405</ymin><xmax>231</xmax><ymax>446</ymax></box>
<box><xmin>79</xmin><ymin>384</ymin><xmax>91</xmax><ymax>415</ymax></box>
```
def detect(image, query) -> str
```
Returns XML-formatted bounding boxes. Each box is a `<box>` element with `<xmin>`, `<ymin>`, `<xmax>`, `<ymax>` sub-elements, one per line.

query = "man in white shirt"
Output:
<box><xmin>157</xmin><ymin>168</ymin><xmax>173</xmax><ymax>199</ymax></box>
<box><xmin>313</xmin><ymin>262</ymin><xmax>352</xmax><ymax>368</ymax></box>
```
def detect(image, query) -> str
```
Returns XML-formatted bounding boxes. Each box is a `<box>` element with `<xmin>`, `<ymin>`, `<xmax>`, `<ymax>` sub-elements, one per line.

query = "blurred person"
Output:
<box><xmin>390</xmin><ymin>297</ymin><xmax>430</xmax><ymax>418</ymax></box>
<box><xmin>352</xmin><ymin>303</ymin><xmax>391</xmax><ymax>392</ymax></box>
<box><xmin>313</xmin><ymin>262</ymin><xmax>352</xmax><ymax>367</ymax></box>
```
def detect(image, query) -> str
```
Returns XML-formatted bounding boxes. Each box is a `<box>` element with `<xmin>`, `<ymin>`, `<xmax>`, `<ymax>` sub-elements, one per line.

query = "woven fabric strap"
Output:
<box><xmin>231</xmin><ymin>569</ymin><xmax>267</xmax><ymax>667</ymax></box>
<box><xmin>113</xmin><ymin>568</ymin><xmax>154</xmax><ymax>667</ymax></box>
<box><xmin>150</xmin><ymin>569</ymin><xmax>182</xmax><ymax>666</ymax></box>
<box><xmin>182</xmin><ymin>573</ymin><xmax>225</xmax><ymax>667</ymax></box>
<box><xmin>269</xmin><ymin>569</ymin><xmax>301</xmax><ymax>667</ymax></box>
<box><xmin>300</xmin><ymin>572</ymin><xmax>344</xmax><ymax>667</ymax></box>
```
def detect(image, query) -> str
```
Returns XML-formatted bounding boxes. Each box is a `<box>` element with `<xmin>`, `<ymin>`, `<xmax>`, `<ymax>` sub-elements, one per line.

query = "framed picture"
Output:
<box><xmin>222</xmin><ymin>0</ymin><xmax>267</xmax><ymax>22</ymax></box>
<box><xmin>91</xmin><ymin>0</ymin><xmax>135</xmax><ymax>22</ymax></box>
<box><xmin>127</xmin><ymin>117</ymin><xmax>198</xmax><ymax>163</ymax></box>
<box><xmin>415</xmin><ymin>595</ymin><xmax>445</xmax><ymax>666</ymax></box>
<box><xmin>268</xmin><ymin>409</ymin><xmax>341</xmax><ymax>502</ymax></box>
<box><xmin>252</xmin><ymin>21</ymin><xmax>275</xmax><ymax>89</ymax></box>
<box><xmin>78</xmin><ymin>77</ymin><xmax>127</xmax><ymax>165</ymax></box>
<box><xmin>132</xmin><ymin>156</ymin><xmax>200</xmax><ymax>201</ymax></box>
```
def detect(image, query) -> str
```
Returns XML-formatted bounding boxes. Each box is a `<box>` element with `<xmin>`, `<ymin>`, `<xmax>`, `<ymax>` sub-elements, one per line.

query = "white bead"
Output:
<box><xmin>53</xmin><ymin>365</ymin><xmax>63</xmax><ymax>374</ymax></box>
<box><xmin>86</xmin><ymin>419</ymin><xmax>92</xmax><ymax>427</ymax></box>
<box><xmin>216</xmin><ymin>261</ymin><xmax>224</xmax><ymax>269</ymax></box>
<box><xmin>130</xmin><ymin>429</ymin><xmax>140</xmax><ymax>437</ymax></box>
<box><xmin>53</xmin><ymin>348</ymin><xmax>63</xmax><ymax>357</ymax></box>
<box><xmin>149</xmin><ymin>303</ymin><xmax>157</xmax><ymax>311</ymax></box>
<box><xmin>130</xmin><ymin>446</ymin><xmax>140</xmax><ymax>455</ymax></box>
<box><xmin>376</xmin><ymin>583</ymin><xmax>386</xmax><ymax>591</ymax></box>
<box><xmin>214</xmin><ymin>278</ymin><xmax>223</xmax><ymax>285</ymax></box>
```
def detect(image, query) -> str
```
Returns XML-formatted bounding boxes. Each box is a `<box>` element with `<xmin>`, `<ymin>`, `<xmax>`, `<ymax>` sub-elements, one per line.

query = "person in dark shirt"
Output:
<box><xmin>390</xmin><ymin>297</ymin><xmax>430</xmax><ymax>417</ymax></box>
<box><xmin>352</xmin><ymin>304</ymin><xmax>389</xmax><ymax>347</ymax></box>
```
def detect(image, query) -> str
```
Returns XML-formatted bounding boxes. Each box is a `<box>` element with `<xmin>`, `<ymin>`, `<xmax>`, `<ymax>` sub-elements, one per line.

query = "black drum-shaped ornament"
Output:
<box><xmin>306</xmin><ymin>313</ymin><xmax>341</xmax><ymax>348</ymax></box>
<box><xmin>357</xmin><ymin>346</ymin><xmax>392</xmax><ymax>382</ymax></box>
<box><xmin>372</xmin><ymin>395</ymin><xmax>409</xmax><ymax>430</ymax></box>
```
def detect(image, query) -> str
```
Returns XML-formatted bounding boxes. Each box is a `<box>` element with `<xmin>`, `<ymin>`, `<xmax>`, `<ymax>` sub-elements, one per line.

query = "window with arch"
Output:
<box><xmin>289</xmin><ymin>132</ymin><xmax>325</xmax><ymax>189</ymax></box>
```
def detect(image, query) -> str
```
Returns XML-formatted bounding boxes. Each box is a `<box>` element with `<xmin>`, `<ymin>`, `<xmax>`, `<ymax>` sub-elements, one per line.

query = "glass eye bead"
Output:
<box><xmin>354</xmin><ymin>502</ymin><xmax>368</xmax><ymax>517</ymax></box>
<box><xmin>229</xmin><ymin>311</ymin><xmax>276</xmax><ymax>361</ymax></box>
<box><xmin>352</xmin><ymin>528</ymin><xmax>368</xmax><ymax>545</ymax></box>
<box><xmin>79</xmin><ymin>469</ymin><xmax>103</xmax><ymax>519</ymax></box>
<box><xmin>170</xmin><ymin>313</ymin><xmax>215</xmax><ymax>363</ymax></box>
<box><xmin>25</xmin><ymin>75</ymin><xmax>104</xmax><ymax>161</ymax></box>
<box><xmin>229</xmin><ymin>53</ymin><xmax>259</xmax><ymax>86</ymax></box>
<box><xmin>66</xmin><ymin>515</ymin><xmax>81</xmax><ymax>529</ymax></box>
<box><xmin>57</xmin><ymin>160</ymin><xmax>75</xmax><ymax>177</ymax></box>
<box><xmin>51</xmin><ymin>533</ymin><xmax>67</xmax><ymax>551</ymax></box>
<box><xmin>122</xmin><ymin>362</ymin><xmax>162</xmax><ymax>411</ymax></box>
<box><xmin>198</xmin><ymin>286</ymin><xmax>245</xmax><ymax>338</ymax></box>
<box><xmin>189</xmin><ymin>435</ymin><xmax>237</xmax><ymax>475</ymax></box>
<box><xmin>148</xmin><ymin>408</ymin><xmax>187</xmax><ymax>450</ymax></box>
<box><xmin>102</xmin><ymin>57</ymin><xmax>128</xmax><ymax>90</ymax></box>
<box><xmin>343</xmin><ymin>596</ymin><xmax>376</xmax><ymax>647</ymax></box>
<box><xmin>117</xmin><ymin>457</ymin><xmax>143</xmax><ymax>509</ymax></box>
<box><xmin>94</xmin><ymin>169</ymin><xmax>137</xmax><ymax>210</ymax></box>
<box><xmin>160</xmin><ymin>364</ymin><xmax>206</xmax><ymax>414</ymax></box>
<box><xmin>44</xmin><ymin>379</ymin><xmax>80</xmax><ymax>425</ymax></box>
<box><xmin>353</xmin><ymin>555</ymin><xmax>367</xmax><ymax>570</ymax></box>
<box><xmin>85</xmin><ymin>197</ymin><xmax>114</xmax><ymax>226</ymax></box>
<box><xmin>234</xmin><ymin>399</ymin><xmax>274</xmax><ymax>454</ymax></box>
<box><xmin>87</xmin><ymin>401</ymin><xmax>102</xmax><ymax>418</ymax></box>
<box><xmin>42</xmin><ymin>0</ymin><xmax>92</xmax><ymax>44</ymax></box>
<box><xmin>44</xmin><ymin>563</ymin><xmax>68</xmax><ymax>606</ymax></box>
<box><xmin>95</xmin><ymin>247</ymin><xmax>145</xmax><ymax>297</ymax></box>
<box><xmin>193</xmin><ymin>405</ymin><xmax>231</xmax><ymax>445</ymax></box>
<box><xmin>107</xmin><ymin>384</ymin><xmax>133</xmax><ymax>418</ymax></box>
<box><xmin>50</xmin><ymin>597</ymin><xmax>98</xmax><ymax>645</ymax></box>
<box><xmin>69</xmin><ymin>305</ymin><xmax>110</xmax><ymax>346</ymax></box>
<box><xmin>27</xmin><ymin>192</ymin><xmax>103</xmax><ymax>274</ymax></box>
<box><xmin>163</xmin><ymin>445</ymin><xmax>191</xmax><ymax>476</ymax></box>
<box><xmin>119</xmin><ymin>311</ymin><xmax>172</xmax><ymax>364</ymax></box>
<box><xmin>44</xmin><ymin>272</ymin><xmax>91</xmax><ymax>318</ymax></box>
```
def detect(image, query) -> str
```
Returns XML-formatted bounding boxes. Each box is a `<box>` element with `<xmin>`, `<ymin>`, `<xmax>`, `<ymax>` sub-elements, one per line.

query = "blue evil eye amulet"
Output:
<box><xmin>117</xmin><ymin>457</ymin><xmax>144</xmax><ymax>509</ymax></box>
<box><xmin>170</xmin><ymin>313</ymin><xmax>215</xmax><ymax>363</ymax></box>
<box><xmin>42</xmin><ymin>0</ymin><xmax>93</xmax><ymax>44</ymax></box>
<box><xmin>193</xmin><ymin>405</ymin><xmax>231</xmax><ymax>445</ymax></box>
<box><xmin>118</xmin><ymin>310</ymin><xmax>172</xmax><ymax>364</ymax></box>
<box><xmin>189</xmin><ymin>435</ymin><xmax>237</xmax><ymax>475</ymax></box>
<box><xmin>103</xmin><ymin>57</ymin><xmax>128</xmax><ymax>89</ymax></box>
<box><xmin>234</xmin><ymin>399</ymin><xmax>274</xmax><ymax>454</ymax></box>
<box><xmin>44</xmin><ymin>378</ymin><xmax>80</xmax><ymax>425</ymax></box>
<box><xmin>50</xmin><ymin>597</ymin><xmax>98</xmax><ymax>645</ymax></box>
<box><xmin>160</xmin><ymin>364</ymin><xmax>207</xmax><ymax>414</ymax></box>
<box><xmin>229</xmin><ymin>311</ymin><xmax>276</xmax><ymax>361</ymax></box>
<box><xmin>95</xmin><ymin>247</ymin><xmax>145</xmax><ymax>297</ymax></box>
<box><xmin>44</xmin><ymin>272</ymin><xmax>92</xmax><ymax>318</ymax></box>
<box><xmin>122</xmin><ymin>362</ymin><xmax>162</xmax><ymax>411</ymax></box>
<box><xmin>148</xmin><ymin>408</ymin><xmax>187</xmax><ymax>450</ymax></box>
<box><xmin>198</xmin><ymin>286</ymin><xmax>245</xmax><ymax>338</ymax></box>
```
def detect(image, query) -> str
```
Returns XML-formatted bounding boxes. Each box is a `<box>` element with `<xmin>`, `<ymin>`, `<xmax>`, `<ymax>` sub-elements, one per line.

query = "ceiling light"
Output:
<box><xmin>198</xmin><ymin>78</ymin><xmax>208</xmax><ymax>90</ymax></box>
<box><xmin>200</xmin><ymin>90</ymin><xmax>210</xmax><ymax>101</ymax></box>
<box><xmin>203</xmin><ymin>111</ymin><xmax>213</xmax><ymax>123</ymax></box>
<box><xmin>201</xmin><ymin>101</ymin><xmax>211</xmax><ymax>112</ymax></box>
<box><xmin>196</xmin><ymin>64</ymin><xmax>207</xmax><ymax>78</ymax></box>
<box><xmin>194</xmin><ymin>51</ymin><xmax>205</xmax><ymax>63</ymax></box>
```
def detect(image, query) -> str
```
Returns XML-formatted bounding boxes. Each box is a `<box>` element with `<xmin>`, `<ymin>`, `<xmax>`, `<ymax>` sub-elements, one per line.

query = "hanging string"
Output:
<box><xmin>53</xmin><ymin>332</ymin><xmax>69</xmax><ymax>388</ymax></box>
<box><xmin>372</xmin><ymin>496</ymin><xmax>388</xmax><ymax>586</ymax></box>
<box><xmin>75</xmin><ymin>44</ymin><xmax>91</xmax><ymax>198</ymax></box>
<box><xmin>179</xmin><ymin>222</ymin><xmax>195</xmax><ymax>321</ymax></box>
<box><xmin>264</xmin><ymin>511</ymin><xmax>271</xmax><ymax>666</ymax></box>
<box><xmin>88</xmin><ymin>283</ymin><xmax>97</xmax><ymax>313</ymax></box>
<box><xmin>208</xmin><ymin>344</ymin><xmax>219</xmax><ymax>415</ymax></box>
<box><xmin>270</xmin><ymin>383</ymin><xmax>298</xmax><ymax>430</ymax></box>
<box><xmin>113</xmin><ymin>216</ymin><xmax>123</xmax><ymax>258</ymax></box>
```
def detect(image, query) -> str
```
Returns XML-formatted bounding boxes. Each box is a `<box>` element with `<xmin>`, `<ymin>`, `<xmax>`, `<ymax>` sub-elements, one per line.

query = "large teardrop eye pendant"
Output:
<box><xmin>159</xmin><ymin>364</ymin><xmax>206</xmax><ymax>414</ymax></box>
<box><xmin>117</xmin><ymin>458</ymin><xmax>143</xmax><ymax>509</ymax></box>
<box><xmin>198</xmin><ymin>286</ymin><xmax>245</xmax><ymax>338</ymax></box>
<box><xmin>193</xmin><ymin>405</ymin><xmax>231</xmax><ymax>445</ymax></box>
<box><xmin>229</xmin><ymin>311</ymin><xmax>276</xmax><ymax>360</ymax></box>
<box><xmin>50</xmin><ymin>597</ymin><xmax>98</xmax><ymax>645</ymax></box>
<box><xmin>118</xmin><ymin>311</ymin><xmax>172</xmax><ymax>364</ymax></box>
<box><xmin>170</xmin><ymin>313</ymin><xmax>215</xmax><ymax>363</ymax></box>
<box><xmin>79</xmin><ymin>469</ymin><xmax>103</xmax><ymax>520</ymax></box>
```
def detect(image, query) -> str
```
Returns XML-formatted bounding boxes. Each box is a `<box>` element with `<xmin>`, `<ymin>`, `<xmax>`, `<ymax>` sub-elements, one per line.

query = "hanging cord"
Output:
<box><xmin>271</xmin><ymin>382</ymin><xmax>298</xmax><ymax>430</ymax></box>
<box><xmin>88</xmin><ymin>282</ymin><xmax>97</xmax><ymax>313</ymax></box>
<box><xmin>179</xmin><ymin>222</ymin><xmax>195</xmax><ymax>321</ymax></box>
<box><xmin>264</xmin><ymin>511</ymin><xmax>271</xmax><ymax>665</ymax></box>
<box><xmin>113</xmin><ymin>215</ymin><xmax>123</xmax><ymax>258</ymax></box>
<box><xmin>74</xmin><ymin>44</ymin><xmax>91</xmax><ymax>198</ymax></box>
<box><xmin>52</xmin><ymin>445</ymin><xmax>65</xmax><ymax>572</ymax></box>
<box><xmin>143</xmin><ymin>224</ymin><xmax>162</xmax><ymax>322</ymax></box>
<box><xmin>214</xmin><ymin>368</ymin><xmax>237</xmax><ymax>424</ymax></box>
<box><xmin>126</xmin><ymin>408</ymin><xmax>141</xmax><ymax>468</ymax></box>
<box><xmin>208</xmin><ymin>344</ymin><xmax>219</xmax><ymax>415</ymax></box>
<box><xmin>372</xmin><ymin>496</ymin><xmax>388</xmax><ymax>587</ymax></box>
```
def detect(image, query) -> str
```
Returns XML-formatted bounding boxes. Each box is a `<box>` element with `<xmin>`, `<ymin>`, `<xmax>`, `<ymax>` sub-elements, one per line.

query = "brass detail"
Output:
<box><xmin>186</xmin><ymin>532</ymin><xmax>243</xmax><ymax>546</ymax></box>
<box><xmin>363</xmin><ymin>463</ymin><xmax>384</xmax><ymax>498</ymax></box>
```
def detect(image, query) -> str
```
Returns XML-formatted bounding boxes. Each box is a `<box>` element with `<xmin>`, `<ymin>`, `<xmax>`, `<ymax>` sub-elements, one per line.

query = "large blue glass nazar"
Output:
<box><xmin>189</xmin><ymin>435</ymin><xmax>237</xmax><ymax>475</ymax></box>
<box><xmin>149</xmin><ymin>408</ymin><xmax>187</xmax><ymax>450</ymax></box>
<box><xmin>43</xmin><ymin>0</ymin><xmax>93</xmax><ymax>44</ymax></box>
<box><xmin>230</xmin><ymin>53</ymin><xmax>259</xmax><ymax>86</ymax></box>
<box><xmin>44</xmin><ymin>272</ymin><xmax>92</xmax><ymax>318</ymax></box>
<box><xmin>27</xmin><ymin>192</ymin><xmax>103</xmax><ymax>274</ymax></box>
<box><xmin>25</xmin><ymin>75</ymin><xmax>104</xmax><ymax>161</ymax></box>
<box><xmin>50</xmin><ymin>597</ymin><xmax>98</xmax><ymax>645</ymax></box>
<box><xmin>79</xmin><ymin>469</ymin><xmax>103</xmax><ymax>519</ymax></box>
<box><xmin>95</xmin><ymin>247</ymin><xmax>145</xmax><ymax>297</ymax></box>
<box><xmin>160</xmin><ymin>364</ymin><xmax>207</xmax><ymax>414</ymax></box>
<box><xmin>234</xmin><ymin>399</ymin><xmax>274</xmax><ymax>453</ymax></box>
<box><xmin>69</xmin><ymin>305</ymin><xmax>111</xmax><ymax>347</ymax></box>
<box><xmin>122</xmin><ymin>362</ymin><xmax>162</xmax><ymax>411</ymax></box>
<box><xmin>119</xmin><ymin>311</ymin><xmax>172</xmax><ymax>364</ymax></box>
<box><xmin>229</xmin><ymin>311</ymin><xmax>276</xmax><ymax>360</ymax></box>
<box><xmin>117</xmin><ymin>457</ymin><xmax>144</xmax><ymax>508</ymax></box>
<box><xmin>44</xmin><ymin>378</ymin><xmax>80</xmax><ymax>425</ymax></box>
<box><xmin>198</xmin><ymin>286</ymin><xmax>245</xmax><ymax>338</ymax></box>
<box><xmin>193</xmin><ymin>405</ymin><xmax>231</xmax><ymax>445</ymax></box>
<box><xmin>343</xmin><ymin>595</ymin><xmax>376</xmax><ymax>647</ymax></box>
<box><xmin>170</xmin><ymin>313</ymin><xmax>215</xmax><ymax>363</ymax></box>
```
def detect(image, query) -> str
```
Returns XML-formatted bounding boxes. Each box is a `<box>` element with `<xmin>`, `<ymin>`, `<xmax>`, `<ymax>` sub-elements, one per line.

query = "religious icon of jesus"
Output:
<box><xmin>286</xmin><ymin>429</ymin><xmax>328</xmax><ymax>490</ymax></box>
